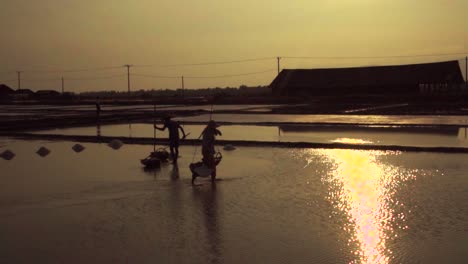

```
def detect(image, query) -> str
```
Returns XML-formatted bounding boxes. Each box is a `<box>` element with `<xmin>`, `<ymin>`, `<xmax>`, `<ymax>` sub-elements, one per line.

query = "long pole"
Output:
<box><xmin>465</xmin><ymin>56</ymin><xmax>468</xmax><ymax>88</ymax></box>
<box><xmin>61</xmin><ymin>77</ymin><xmax>64</xmax><ymax>93</ymax></box>
<box><xmin>209</xmin><ymin>103</ymin><xmax>214</xmax><ymax>121</ymax></box>
<box><xmin>153</xmin><ymin>103</ymin><xmax>156</xmax><ymax>152</ymax></box>
<box><xmin>124</xmin><ymin>64</ymin><xmax>132</xmax><ymax>93</ymax></box>
<box><xmin>17</xmin><ymin>71</ymin><xmax>21</xmax><ymax>90</ymax></box>
<box><xmin>277</xmin><ymin>57</ymin><xmax>281</xmax><ymax>75</ymax></box>
<box><xmin>181</xmin><ymin>76</ymin><xmax>185</xmax><ymax>98</ymax></box>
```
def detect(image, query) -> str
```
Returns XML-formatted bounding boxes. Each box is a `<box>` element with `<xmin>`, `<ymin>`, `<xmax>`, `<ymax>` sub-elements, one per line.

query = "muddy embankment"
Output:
<box><xmin>3</xmin><ymin>132</ymin><xmax>468</xmax><ymax>154</ymax></box>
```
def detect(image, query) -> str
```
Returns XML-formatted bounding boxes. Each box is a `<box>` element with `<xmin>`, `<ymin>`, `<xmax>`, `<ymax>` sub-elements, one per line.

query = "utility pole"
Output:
<box><xmin>277</xmin><ymin>57</ymin><xmax>281</xmax><ymax>75</ymax></box>
<box><xmin>17</xmin><ymin>71</ymin><xmax>21</xmax><ymax>90</ymax></box>
<box><xmin>465</xmin><ymin>56</ymin><xmax>467</xmax><ymax>88</ymax></box>
<box><xmin>61</xmin><ymin>77</ymin><xmax>64</xmax><ymax>93</ymax></box>
<box><xmin>181</xmin><ymin>76</ymin><xmax>185</xmax><ymax>98</ymax></box>
<box><xmin>124</xmin><ymin>64</ymin><xmax>132</xmax><ymax>93</ymax></box>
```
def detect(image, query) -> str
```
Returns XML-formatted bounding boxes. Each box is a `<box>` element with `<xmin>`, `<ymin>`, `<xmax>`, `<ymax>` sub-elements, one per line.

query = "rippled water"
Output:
<box><xmin>1</xmin><ymin>139</ymin><xmax>467</xmax><ymax>263</ymax></box>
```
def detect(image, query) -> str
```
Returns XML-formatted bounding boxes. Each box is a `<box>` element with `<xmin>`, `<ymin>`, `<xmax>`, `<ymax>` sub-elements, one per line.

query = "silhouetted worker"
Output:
<box><xmin>96</xmin><ymin>123</ymin><xmax>101</xmax><ymax>138</ymax></box>
<box><xmin>155</xmin><ymin>116</ymin><xmax>186</xmax><ymax>163</ymax></box>
<box><xmin>95</xmin><ymin>97</ymin><xmax>101</xmax><ymax>121</ymax></box>
<box><xmin>201</xmin><ymin>120</ymin><xmax>222</xmax><ymax>181</ymax></box>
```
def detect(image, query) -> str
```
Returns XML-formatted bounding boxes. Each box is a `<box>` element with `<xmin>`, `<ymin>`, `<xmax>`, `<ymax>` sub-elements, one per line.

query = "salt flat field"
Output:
<box><xmin>2</xmin><ymin>106</ymin><xmax>468</xmax><ymax>263</ymax></box>
<box><xmin>30</xmin><ymin>123</ymin><xmax>468</xmax><ymax>148</ymax></box>
<box><xmin>0</xmin><ymin>104</ymin><xmax>281</xmax><ymax>115</ymax></box>
<box><xmin>3</xmin><ymin>0</ymin><xmax>468</xmax><ymax>262</ymax></box>
<box><xmin>0</xmin><ymin>139</ymin><xmax>466</xmax><ymax>263</ymax></box>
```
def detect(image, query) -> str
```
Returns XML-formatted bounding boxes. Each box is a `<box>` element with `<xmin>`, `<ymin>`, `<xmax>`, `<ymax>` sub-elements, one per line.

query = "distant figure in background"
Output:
<box><xmin>95</xmin><ymin>97</ymin><xmax>101</xmax><ymax>138</ymax></box>
<box><xmin>155</xmin><ymin>116</ymin><xmax>186</xmax><ymax>163</ymax></box>
<box><xmin>201</xmin><ymin>120</ymin><xmax>222</xmax><ymax>181</ymax></box>
<box><xmin>96</xmin><ymin>123</ymin><xmax>101</xmax><ymax>138</ymax></box>
<box><xmin>95</xmin><ymin>97</ymin><xmax>101</xmax><ymax>121</ymax></box>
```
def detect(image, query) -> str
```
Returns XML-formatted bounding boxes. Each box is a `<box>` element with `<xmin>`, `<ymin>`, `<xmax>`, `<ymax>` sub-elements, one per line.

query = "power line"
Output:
<box><xmin>185</xmin><ymin>69</ymin><xmax>276</xmax><ymax>79</ymax></box>
<box><xmin>22</xmin><ymin>77</ymin><xmax>61</xmax><ymax>82</ymax></box>
<box><xmin>17</xmin><ymin>74</ymin><xmax>126</xmax><ymax>82</ymax></box>
<box><xmin>281</xmin><ymin>58</ymin><xmax>468</xmax><ymax>72</ymax></box>
<box><xmin>133</xmin><ymin>69</ymin><xmax>275</xmax><ymax>79</ymax></box>
<box><xmin>0</xmin><ymin>79</ymin><xmax>16</xmax><ymax>83</ymax></box>
<box><xmin>2</xmin><ymin>53</ymin><xmax>466</xmax><ymax>89</ymax></box>
<box><xmin>66</xmin><ymin>74</ymin><xmax>126</xmax><ymax>81</ymax></box>
<box><xmin>0</xmin><ymin>71</ymin><xmax>16</xmax><ymax>75</ymax></box>
<box><xmin>134</xmin><ymin>57</ymin><xmax>275</xmax><ymax>68</ymax></box>
<box><xmin>2</xmin><ymin>53</ymin><xmax>466</xmax><ymax>73</ymax></box>
<box><xmin>15</xmin><ymin>66</ymin><xmax>123</xmax><ymax>73</ymax></box>
<box><xmin>283</xmin><ymin>52</ymin><xmax>467</xmax><ymax>60</ymax></box>
<box><xmin>133</xmin><ymin>73</ymin><xmax>179</xmax><ymax>79</ymax></box>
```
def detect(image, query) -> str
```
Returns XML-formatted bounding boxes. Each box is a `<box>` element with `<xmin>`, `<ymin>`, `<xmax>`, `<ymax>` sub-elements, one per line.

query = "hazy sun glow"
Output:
<box><xmin>331</xmin><ymin>138</ymin><xmax>373</xmax><ymax>144</ymax></box>
<box><xmin>1</xmin><ymin>0</ymin><xmax>466</xmax><ymax>91</ymax></box>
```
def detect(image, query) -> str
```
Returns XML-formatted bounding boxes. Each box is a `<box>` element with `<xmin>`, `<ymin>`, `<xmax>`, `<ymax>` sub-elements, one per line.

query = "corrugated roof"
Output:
<box><xmin>271</xmin><ymin>60</ymin><xmax>464</xmax><ymax>95</ymax></box>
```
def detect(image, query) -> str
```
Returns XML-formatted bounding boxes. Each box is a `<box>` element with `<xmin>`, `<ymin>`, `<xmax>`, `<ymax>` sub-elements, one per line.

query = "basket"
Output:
<box><xmin>150</xmin><ymin>148</ymin><xmax>170</xmax><ymax>161</ymax></box>
<box><xmin>189</xmin><ymin>152</ymin><xmax>222</xmax><ymax>177</ymax></box>
<box><xmin>141</xmin><ymin>148</ymin><xmax>170</xmax><ymax>167</ymax></box>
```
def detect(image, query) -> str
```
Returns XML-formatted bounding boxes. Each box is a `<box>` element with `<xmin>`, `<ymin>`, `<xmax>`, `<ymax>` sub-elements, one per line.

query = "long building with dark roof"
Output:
<box><xmin>270</xmin><ymin>60</ymin><xmax>464</xmax><ymax>96</ymax></box>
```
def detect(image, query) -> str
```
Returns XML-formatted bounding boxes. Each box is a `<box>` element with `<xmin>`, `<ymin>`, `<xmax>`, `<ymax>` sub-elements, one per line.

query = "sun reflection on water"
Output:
<box><xmin>321</xmin><ymin>149</ymin><xmax>395</xmax><ymax>264</ymax></box>
<box><xmin>331</xmin><ymin>138</ymin><xmax>373</xmax><ymax>144</ymax></box>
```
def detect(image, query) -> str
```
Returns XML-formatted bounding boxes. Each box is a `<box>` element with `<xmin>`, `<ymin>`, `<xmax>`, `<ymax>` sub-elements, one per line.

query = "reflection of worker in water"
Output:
<box><xmin>170</xmin><ymin>163</ymin><xmax>180</xmax><ymax>181</ymax></box>
<box><xmin>155</xmin><ymin>116</ymin><xmax>186</xmax><ymax>163</ymax></box>
<box><xmin>201</xmin><ymin>120</ymin><xmax>222</xmax><ymax>181</ymax></box>
<box><xmin>193</xmin><ymin>184</ymin><xmax>221</xmax><ymax>262</ymax></box>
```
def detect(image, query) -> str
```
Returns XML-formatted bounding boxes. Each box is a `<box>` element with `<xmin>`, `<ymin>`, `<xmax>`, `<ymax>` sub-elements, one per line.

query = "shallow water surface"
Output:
<box><xmin>31</xmin><ymin>123</ymin><xmax>468</xmax><ymax>148</ymax></box>
<box><xmin>178</xmin><ymin>113</ymin><xmax>468</xmax><ymax>126</ymax></box>
<box><xmin>0</xmin><ymin>104</ymin><xmax>279</xmax><ymax>115</ymax></box>
<box><xmin>0</xmin><ymin>139</ymin><xmax>467</xmax><ymax>263</ymax></box>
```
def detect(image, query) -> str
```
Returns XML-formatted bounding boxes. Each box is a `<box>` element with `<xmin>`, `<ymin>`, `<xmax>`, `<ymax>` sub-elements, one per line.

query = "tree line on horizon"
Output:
<box><xmin>79</xmin><ymin>85</ymin><xmax>270</xmax><ymax>98</ymax></box>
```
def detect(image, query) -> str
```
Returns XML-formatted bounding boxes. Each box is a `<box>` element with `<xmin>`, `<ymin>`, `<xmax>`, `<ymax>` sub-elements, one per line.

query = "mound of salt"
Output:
<box><xmin>0</xmin><ymin>150</ymin><xmax>15</xmax><ymax>160</ymax></box>
<box><xmin>223</xmin><ymin>144</ymin><xmax>236</xmax><ymax>151</ymax></box>
<box><xmin>72</xmin><ymin>144</ymin><xmax>85</xmax><ymax>153</ymax></box>
<box><xmin>108</xmin><ymin>139</ymin><xmax>124</xmax><ymax>150</ymax></box>
<box><xmin>36</xmin><ymin>147</ymin><xmax>51</xmax><ymax>157</ymax></box>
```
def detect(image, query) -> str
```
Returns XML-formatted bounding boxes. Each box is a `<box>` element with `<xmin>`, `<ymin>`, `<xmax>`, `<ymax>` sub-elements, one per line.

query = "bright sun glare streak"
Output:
<box><xmin>331</xmin><ymin>138</ymin><xmax>373</xmax><ymax>144</ymax></box>
<box><xmin>323</xmin><ymin>149</ymin><xmax>390</xmax><ymax>264</ymax></box>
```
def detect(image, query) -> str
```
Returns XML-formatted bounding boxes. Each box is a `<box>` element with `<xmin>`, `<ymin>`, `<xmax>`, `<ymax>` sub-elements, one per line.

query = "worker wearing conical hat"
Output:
<box><xmin>201</xmin><ymin>120</ymin><xmax>222</xmax><ymax>181</ymax></box>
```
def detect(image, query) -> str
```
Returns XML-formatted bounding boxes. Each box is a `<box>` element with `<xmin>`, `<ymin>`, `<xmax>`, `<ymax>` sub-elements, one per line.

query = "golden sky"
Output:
<box><xmin>1</xmin><ymin>0</ymin><xmax>467</xmax><ymax>92</ymax></box>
